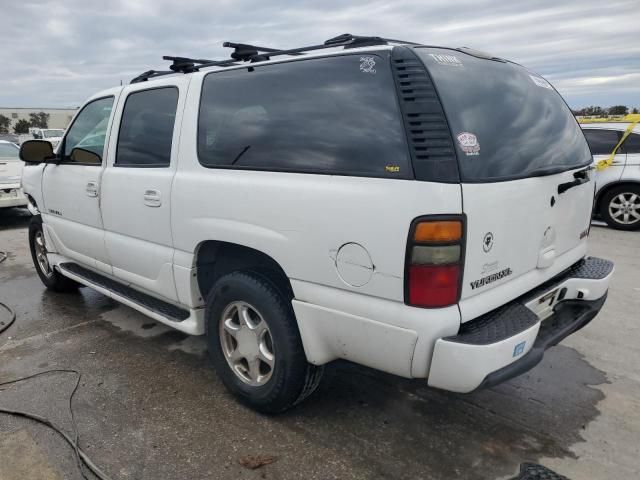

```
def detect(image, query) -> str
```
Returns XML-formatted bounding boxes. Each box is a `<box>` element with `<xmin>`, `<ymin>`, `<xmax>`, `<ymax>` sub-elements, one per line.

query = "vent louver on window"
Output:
<box><xmin>391</xmin><ymin>47</ymin><xmax>460</xmax><ymax>183</ymax></box>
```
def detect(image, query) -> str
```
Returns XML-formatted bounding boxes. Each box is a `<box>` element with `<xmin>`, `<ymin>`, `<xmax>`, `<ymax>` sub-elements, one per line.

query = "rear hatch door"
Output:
<box><xmin>415</xmin><ymin>48</ymin><xmax>594</xmax><ymax>321</ymax></box>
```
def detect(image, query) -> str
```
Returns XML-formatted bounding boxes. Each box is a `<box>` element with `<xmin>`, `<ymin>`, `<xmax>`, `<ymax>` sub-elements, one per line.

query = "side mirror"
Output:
<box><xmin>70</xmin><ymin>147</ymin><xmax>101</xmax><ymax>165</ymax></box>
<box><xmin>19</xmin><ymin>140</ymin><xmax>55</xmax><ymax>164</ymax></box>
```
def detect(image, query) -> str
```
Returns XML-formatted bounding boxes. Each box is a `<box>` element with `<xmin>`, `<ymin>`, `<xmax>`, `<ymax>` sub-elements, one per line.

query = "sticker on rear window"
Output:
<box><xmin>457</xmin><ymin>132</ymin><xmax>480</xmax><ymax>156</ymax></box>
<box><xmin>359</xmin><ymin>56</ymin><xmax>376</xmax><ymax>74</ymax></box>
<box><xmin>529</xmin><ymin>74</ymin><xmax>553</xmax><ymax>90</ymax></box>
<box><xmin>429</xmin><ymin>53</ymin><xmax>463</xmax><ymax>67</ymax></box>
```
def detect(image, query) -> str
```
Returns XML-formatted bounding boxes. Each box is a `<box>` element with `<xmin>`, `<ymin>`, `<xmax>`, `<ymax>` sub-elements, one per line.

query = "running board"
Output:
<box><xmin>57</xmin><ymin>262</ymin><xmax>203</xmax><ymax>333</ymax></box>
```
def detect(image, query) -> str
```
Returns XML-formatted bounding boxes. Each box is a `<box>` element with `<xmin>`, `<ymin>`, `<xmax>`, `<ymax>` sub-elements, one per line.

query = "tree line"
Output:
<box><xmin>0</xmin><ymin>112</ymin><xmax>50</xmax><ymax>134</ymax></box>
<box><xmin>573</xmin><ymin>105</ymin><xmax>638</xmax><ymax>117</ymax></box>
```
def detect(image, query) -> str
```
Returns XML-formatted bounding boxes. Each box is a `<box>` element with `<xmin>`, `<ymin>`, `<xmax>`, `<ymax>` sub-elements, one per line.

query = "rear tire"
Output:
<box><xmin>28</xmin><ymin>216</ymin><xmax>79</xmax><ymax>292</ymax></box>
<box><xmin>599</xmin><ymin>185</ymin><xmax>640</xmax><ymax>231</ymax></box>
<box><xmin>206</xmin><ymin>271</ymin><xmax>323</xmax><ymax>413</ymax></box>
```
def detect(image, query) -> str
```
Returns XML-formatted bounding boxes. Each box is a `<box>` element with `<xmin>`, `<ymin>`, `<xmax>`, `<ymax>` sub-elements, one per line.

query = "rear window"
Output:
<box><xmin>198</xmin><ymin>54</ymin><xmax>411</xmax><ymax>178</ymax></box>
<box><xmin>415</xmin><ymin>48</ymin><xmax>592</xmax><ymax>182</ymax></box>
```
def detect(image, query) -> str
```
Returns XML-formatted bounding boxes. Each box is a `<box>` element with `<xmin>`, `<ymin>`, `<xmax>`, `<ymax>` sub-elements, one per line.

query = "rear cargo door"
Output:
<box><xmin>414</xmin><ymin>48</ymin><xmax>594</xmax><ymax>320</ymax></box>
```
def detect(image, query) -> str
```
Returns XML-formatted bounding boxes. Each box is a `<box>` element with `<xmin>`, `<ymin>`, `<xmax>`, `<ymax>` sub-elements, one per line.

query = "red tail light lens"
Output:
<box><xmin>405</xmin><ymin>217</ymin><xmax>464</xmax><ymax>308</ymax></box>
<box><xmin>409</xmin><ymin>265</ymin><xmax>460</xmax><ymax>307</ymax></box>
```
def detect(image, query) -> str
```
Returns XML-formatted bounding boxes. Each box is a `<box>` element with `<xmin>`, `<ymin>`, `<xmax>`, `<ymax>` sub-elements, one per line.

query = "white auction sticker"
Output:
<box><xmin>529</xmin><ymin>74</ymin><xmax>553</xmax><ymax>90</ymax></box>
<box><xmin>457</xmin><ymin>132</ymin><xmax>480</xmax><ymax>156</ymax></box>
<box><xmin>429</xmin><ymin>53</ymin><xmax>463</xmax><ymax>67</ymax></box>
<box><xmin>359</xmin><ymin>56</ymin><xmax>376</xmax><ymax>74</ymax></box>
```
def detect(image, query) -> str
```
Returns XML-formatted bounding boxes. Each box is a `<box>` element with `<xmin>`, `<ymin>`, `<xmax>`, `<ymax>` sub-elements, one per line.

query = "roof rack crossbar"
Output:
<box><xmin>130</xmin><ymin>34</ymin><xmax>419</xmax><ymax>84</ymax></box>
<box><xmin>211</xmin><ymin>33</ymin><xmax>391</xmax><ymax>68</ymax></box>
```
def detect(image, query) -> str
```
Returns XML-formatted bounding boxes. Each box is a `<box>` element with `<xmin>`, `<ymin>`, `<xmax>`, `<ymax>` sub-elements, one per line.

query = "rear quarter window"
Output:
<box><xmin>197</xmin><ymin>54</ymin><xmax>411</xmax><ymax>178</ymax></box>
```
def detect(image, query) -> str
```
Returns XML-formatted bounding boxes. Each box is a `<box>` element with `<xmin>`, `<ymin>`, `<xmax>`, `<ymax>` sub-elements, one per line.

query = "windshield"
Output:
<box><xmin>415</xmin><ymin>48</ymin><xmax>592</xmax><ymax>182</ymax></box>
<box><xmin>43</xmin><ymin>129</ymin><xmax>64</xmax><ymax>138</ymax></box>
<box><xmin>0</xmin><ymin>143</ymin><xmax>19</xmax><ymax>159</ymax></box>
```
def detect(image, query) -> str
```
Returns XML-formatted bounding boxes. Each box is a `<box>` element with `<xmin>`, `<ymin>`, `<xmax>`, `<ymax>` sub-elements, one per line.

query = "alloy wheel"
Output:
<box><xmin>219</xmin><ymin>301</ymin><xmax>275</xmax><ymax>386</ymax></box>
<box><xmin>34</xmin><ymin>230</ymin><xmax>53</xmax><ymax>277</ymax></box>
<box><xmin>608</xmin><ymin>192</ymin><xmax>640</xmax><ymax>225</ymax></box>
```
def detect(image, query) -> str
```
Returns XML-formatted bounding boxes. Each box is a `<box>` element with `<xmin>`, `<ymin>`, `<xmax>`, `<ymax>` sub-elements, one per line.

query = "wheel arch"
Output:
<box><xmin>194</xmin><ymin>240</ymin><xmax>294</xmax><ymax>304</ymax></box>
<box><xmin>595</xmin><ymin>180</ymin><xmax>640</xmax><ymax>211</ymax></box>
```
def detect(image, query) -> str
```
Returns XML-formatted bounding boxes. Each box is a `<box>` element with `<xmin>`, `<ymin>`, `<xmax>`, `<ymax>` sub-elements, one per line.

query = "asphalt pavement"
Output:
<box><xmin>0</xmin><ymin>207</ymin><xmax>638</xmax><ymax>479</ymax></box>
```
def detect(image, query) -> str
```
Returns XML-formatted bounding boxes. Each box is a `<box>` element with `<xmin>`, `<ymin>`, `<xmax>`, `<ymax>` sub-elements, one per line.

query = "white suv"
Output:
<box><xmin>581</xmin><ymin>123</ymin><xmax>640</xmax><ymax>230</ymax></box>
<box><xmin>19</xmin><ymin>35</ymin><xmax>613</xmax><ymax>412</ymax></box>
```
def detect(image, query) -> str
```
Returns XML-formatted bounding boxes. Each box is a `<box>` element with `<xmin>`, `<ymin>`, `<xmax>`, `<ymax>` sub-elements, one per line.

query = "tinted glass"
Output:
<box><xmin>64</xmin><ymin>96</ymin><xmax>114</xmax><ymax>163</ymax></box>
<box><xmin>198</xmin><ymin>54</ymin><xmax>410</xmax><ymax>178</ymax></box>
<box><xmin>415</xmin><ymin>48</ymin><xmax>592</xmax><ymax>182</ymax></box>
<box><xmin>116</xmin><ymin>87</ymin><xmax>178</xmax><ymax>167</ymax></box>
<box><xmin>583</xmin><ymin>129</ymin><xmax>621</xmax><ymax>155</ymax></box>
<box><xmin>621</xmin><ymin>132</ymin><xmax>640</xmax><ymax>154</ymax></box>
<box><xmin>0</xmin><ymin>143</ymin><xmax>19</xmax><ymax>160</ymax></box>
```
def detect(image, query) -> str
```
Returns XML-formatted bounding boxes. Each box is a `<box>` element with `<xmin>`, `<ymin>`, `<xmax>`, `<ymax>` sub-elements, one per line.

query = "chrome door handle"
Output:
<box><xmin>86</xmin><ymin>181</ymin><xmax>98</xmax><ymax>197</ymax></box>
<box><xmin>143</xmin><ymin>189</ymin><xmax>161</xmax><ymax>207</ymax></box>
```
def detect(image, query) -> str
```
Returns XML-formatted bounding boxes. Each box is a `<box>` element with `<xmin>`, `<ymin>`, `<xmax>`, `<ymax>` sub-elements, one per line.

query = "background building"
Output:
<box><xmin>0</xmin><ymin>107</ymin><xmax>79</xmax><ymax>130</ymax></box>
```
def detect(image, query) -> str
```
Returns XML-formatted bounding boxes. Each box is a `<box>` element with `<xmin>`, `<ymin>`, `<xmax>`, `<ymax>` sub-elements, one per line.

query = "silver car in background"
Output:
<box><xmin>582</xmin><ymin>122</ymin><xmax>640</xmax><ymax>230</ymax></box>
<box><xmin>0</xmin><ymin>140</ymin><xmax>28</xmax><ymax>209</ymax></box>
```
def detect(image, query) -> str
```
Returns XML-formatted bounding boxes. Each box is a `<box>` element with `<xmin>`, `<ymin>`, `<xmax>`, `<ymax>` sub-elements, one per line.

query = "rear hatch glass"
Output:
<box><xmin>414</xmin><ymin>48</ymin><xmax>591</xmax><ymax>182</ymax></box>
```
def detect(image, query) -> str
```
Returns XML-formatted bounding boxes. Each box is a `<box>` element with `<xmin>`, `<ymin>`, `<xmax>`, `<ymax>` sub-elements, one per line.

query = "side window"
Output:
<box><xmin>197</xmin><ymin>55</ymin><xmax>411</xmax><ymax>178</ymax></box>
<box><xmin>116</xmin><ymin>87</ymin><xmax>178</xmax><ymax>167</ymax></box>
<box><xmin>63</xmin><ymin>97</ymin><xmax>114</xmax><ymax>164</ymax></box>
<box><xmin>621</xmin><ymin>132</ymin><xmax>640</xmax><ymax>154</ymax></box>
<box><xmin>583</xmin><ymin>129</ymin><xmax>621</xmax><ymax>155</ymax></box>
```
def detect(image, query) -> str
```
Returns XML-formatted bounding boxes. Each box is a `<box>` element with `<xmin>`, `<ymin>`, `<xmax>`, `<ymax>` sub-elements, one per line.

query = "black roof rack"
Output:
<box><xmin>130</xmin><ymin>34</ymin><xmax>418</xmax><ymax>84</ymax></box>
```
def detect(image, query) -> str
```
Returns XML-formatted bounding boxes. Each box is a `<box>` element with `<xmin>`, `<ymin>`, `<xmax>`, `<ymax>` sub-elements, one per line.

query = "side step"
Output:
<box><xmin>59</xmin><ymin>262</ymin><xmax>190</xmax><ymax>321</ymax></box>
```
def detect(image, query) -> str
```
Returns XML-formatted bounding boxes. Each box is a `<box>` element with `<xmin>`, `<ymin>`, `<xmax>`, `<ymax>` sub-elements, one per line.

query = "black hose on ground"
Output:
<box><xmin>0</xmin><ymin>370</ymin><xmax>114</xmax><ymax>480</ymax></box>
<box><xmin>0</xmin><ymin>252</ymin><xmax>114</xmax><ymax>480</ymax></box>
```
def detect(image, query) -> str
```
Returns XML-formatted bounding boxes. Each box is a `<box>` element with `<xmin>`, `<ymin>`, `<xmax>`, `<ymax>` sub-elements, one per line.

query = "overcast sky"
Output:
<box><xmin>1</xmin><ymin>0</ymin><xmax>638</xmax><ymax>110</ymax></box>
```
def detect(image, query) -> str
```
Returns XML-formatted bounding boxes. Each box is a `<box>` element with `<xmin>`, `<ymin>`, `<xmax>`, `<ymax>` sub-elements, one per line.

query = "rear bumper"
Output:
<box><xmin>477</xmin><ymin>294</ymin><xmax>606</xmax><ymax>389</ymax></box>
<box><xmin>427</xmin><ymin>257</ymin><xmax>613</xmax><ymax>393</ymax></box>
<box><xmin>0</xmin><ymin>187</ymin><xmax>27</xmax><ymax>208</ymax></box>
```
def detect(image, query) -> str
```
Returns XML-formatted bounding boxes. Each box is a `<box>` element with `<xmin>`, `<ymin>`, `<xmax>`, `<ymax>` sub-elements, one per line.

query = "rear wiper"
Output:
<box><xmin>230</xmin><ymin>145</ymin><xmax>251</xmax><ymax>166</ymax></box>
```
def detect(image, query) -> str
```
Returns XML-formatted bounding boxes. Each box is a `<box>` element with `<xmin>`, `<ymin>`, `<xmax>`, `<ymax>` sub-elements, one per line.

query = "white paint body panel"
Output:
<box><xmin>460</xmin><ymin>169</ymin><xmax>594</xmax><ymax>322</ymax></box>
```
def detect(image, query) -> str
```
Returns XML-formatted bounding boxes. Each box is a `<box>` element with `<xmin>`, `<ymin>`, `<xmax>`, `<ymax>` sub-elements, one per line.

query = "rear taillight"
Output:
<box><xmin>405</xmin><ymin>217</ymin><xmax>465</xmax><ymax>308</ymax></box>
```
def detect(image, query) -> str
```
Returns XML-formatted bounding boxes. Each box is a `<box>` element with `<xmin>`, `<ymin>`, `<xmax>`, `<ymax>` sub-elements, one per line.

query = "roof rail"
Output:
<box><xmin>130</xmin><ymin>34</ymin><xmax>418</xmax><ymax>83</ymax></box>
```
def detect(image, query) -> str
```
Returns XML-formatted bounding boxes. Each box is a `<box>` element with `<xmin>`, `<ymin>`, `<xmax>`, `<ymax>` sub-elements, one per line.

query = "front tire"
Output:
<box><xmin>28</xmin><ymin>216</ymin><xmax>79</xmax><ymax>292</ymax></box>
<box><xmin>600</xmin><ymin>185</ymin><xmax>640</xmax><ymax>231</ymax></box>
<box><xmin>206</xmin><ymin>271</ymin><xmax>323</xmax><ymax>413</ymax></box>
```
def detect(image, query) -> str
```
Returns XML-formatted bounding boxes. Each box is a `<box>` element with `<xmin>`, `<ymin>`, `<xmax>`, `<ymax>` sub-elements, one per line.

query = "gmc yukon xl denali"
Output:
<box><xmin>19</xmin><ymin>35</ymin><xmax>613</xmax><ymax>413</ymax></box>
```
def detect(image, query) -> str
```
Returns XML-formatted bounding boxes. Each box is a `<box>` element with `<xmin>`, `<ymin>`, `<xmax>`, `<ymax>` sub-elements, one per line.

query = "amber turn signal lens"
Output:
<box><xmin>414</xmin><ymin>221</ymin><xmax>462</xmax><ymax>243</ymax></box>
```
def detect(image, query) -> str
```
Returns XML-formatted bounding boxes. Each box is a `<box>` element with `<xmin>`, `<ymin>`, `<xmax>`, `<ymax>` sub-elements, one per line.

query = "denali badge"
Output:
<box><xmin>470</xmin><ymin>267</ymin><xmax>513</xmax><ymax>290</ymax></box>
